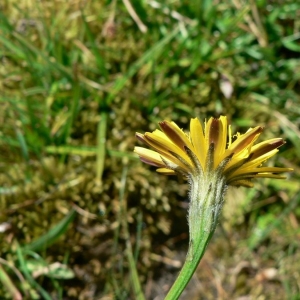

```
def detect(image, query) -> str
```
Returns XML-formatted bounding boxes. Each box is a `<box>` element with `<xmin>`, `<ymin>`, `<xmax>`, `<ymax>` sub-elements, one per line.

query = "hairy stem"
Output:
<box><xmin>165</xmin><ymin>169</ymin><xmax>227</xmax><ymax>299</ymax></box>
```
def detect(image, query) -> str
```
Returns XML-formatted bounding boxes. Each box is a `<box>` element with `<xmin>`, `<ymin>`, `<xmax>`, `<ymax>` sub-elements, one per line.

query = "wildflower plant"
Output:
<box><xmin>134</xmin><ymin>116</ymin><xmax>292</xmax><ymax>299</ymax></box>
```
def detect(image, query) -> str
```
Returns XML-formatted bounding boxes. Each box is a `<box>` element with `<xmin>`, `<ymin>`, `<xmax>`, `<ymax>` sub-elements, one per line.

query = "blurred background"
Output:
<box><xmin>0</xmin><ymin>0</ymin><xmax>299</xmax><ymax>299</ymax></box>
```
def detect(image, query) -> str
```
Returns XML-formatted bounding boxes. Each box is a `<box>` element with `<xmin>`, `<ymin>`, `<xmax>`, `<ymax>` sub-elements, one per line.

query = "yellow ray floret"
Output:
<box><xmin>134</xmin><ymin>116</ymin><xmax>292</xmax><ymax>187</ymax></box>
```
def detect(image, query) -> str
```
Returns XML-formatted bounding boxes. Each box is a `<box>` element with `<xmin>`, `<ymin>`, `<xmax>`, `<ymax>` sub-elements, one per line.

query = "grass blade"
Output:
<box><xmin>96</xmin><ymin>111</ymin><xmax>108</xmax><ymax>183</ymax></box>
<box><xmin>24</xmin><ymin>209</ymin><xmax>76</xmax><ymax>252</ymax></box>
<box><xmin>0</xmin><ymin>265</ymin><xmax>22</xmax><ymax>300</ymax></box>
<box><xmin>45</xmin><ymin>145</ymin><xmax>138</xmax><ymax>160</ymax></box>
<box><xmin>81</xmin><ymin>12</ymin><xmax>108</xmax><ymax>78</ymax></box>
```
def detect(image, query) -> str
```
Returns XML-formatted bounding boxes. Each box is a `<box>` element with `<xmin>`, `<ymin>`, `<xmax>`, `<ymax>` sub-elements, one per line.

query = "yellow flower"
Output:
<box><xmin>135</xmin><ymin>116</ymin><xmax>293</xmax><ymax>299</ymax></box>
<box><xmin>134</xmin><ymin>116</ymin><xmax>292</xmax><ymax>187</ymax></box>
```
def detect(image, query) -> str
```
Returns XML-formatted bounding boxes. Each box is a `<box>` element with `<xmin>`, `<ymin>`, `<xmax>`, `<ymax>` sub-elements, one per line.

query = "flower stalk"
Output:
<box><xmin>166</xmin><ymin>144</ymin><xmax>230</xmax><ymax>299</ymax></box>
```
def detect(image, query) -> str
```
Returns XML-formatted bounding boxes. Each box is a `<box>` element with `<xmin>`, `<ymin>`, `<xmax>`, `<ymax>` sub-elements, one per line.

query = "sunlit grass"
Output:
<box><xmin>0</xmin><ymin>0</ymin><xmax>299</xmax><ymax>299</ymax></box>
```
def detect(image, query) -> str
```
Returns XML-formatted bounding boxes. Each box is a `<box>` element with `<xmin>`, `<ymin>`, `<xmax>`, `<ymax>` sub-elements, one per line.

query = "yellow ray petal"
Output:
<box><xmin>219</xmin><ymin>116</ymin><xmax>228</xmax><ymax>154</ymax></box>
<box><xmin>205</xmin><ymin>117</ymin><xmax>227</xmax><ymax>167</ymax></box>
<box><xmin>134</xmin><ymin>147</ymin><xmax>166</xmax><ymax>167</ymax></box>
<box><xmin>156</xmin><ymin>168</ymin><xmax>176</xmax><ymax>175</ymax></box>
<box><xmin>226</xmin><ymin>126</ymin><xmax>263</xmax><ymax>158</ymax></box>
<box><xmin>240</xmin><ymin>149</ymin><xmax>279</xmax><ymax>170</ymax></box>
<box><xmin>136</xmin><ymin>133</ymin><xmax>190</xmax><ymax>171</ymax></box>
<box><xmin>145</xmin><ymin>132</ymin><xmax>191</xmax><ymax>164</ymax></box>
<box><xmin>249</xmin><ymin>138</ymin><xmax>285</xmax><ymax>160</ymax></box>
<box><xmin>253</xmin><ymin>173</ymin><xmax>287</xmax><ymax>179</ymax></box>
<box><xmin>229</xmin><ymin>166</ymin><xmax>292</xmax><ymax>178</ymax></box>
<box><xmin>205</xmin><ymin>117</ymin><xmax>213</xmax><ymax>150</ymax></box>
<box><xmin>159</xmin><ymin>121</ymin><xmax>194</xmax><ymax>151</ymax></box>
<box><xmin>209</xmin><ymin>116</ymin><xmax>227</xmax><ymax>166</ymax></box>
<box><xmin>190</xmin><ymin>118</ymin><xmax>206</xmax><ymax>168</ymax></box>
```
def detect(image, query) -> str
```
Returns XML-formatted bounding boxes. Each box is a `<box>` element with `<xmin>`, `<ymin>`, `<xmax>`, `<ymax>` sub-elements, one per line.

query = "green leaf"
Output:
<box><xmin>24</xmin><ymin>209</ymin><xmax>76</xmax><ymax>252</ymax></box>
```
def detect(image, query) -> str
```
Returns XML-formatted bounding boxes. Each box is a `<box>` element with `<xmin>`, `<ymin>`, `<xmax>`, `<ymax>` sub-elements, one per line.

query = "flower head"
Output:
<box><xmin>134</xmin><ymin>116</ymin><xmax>292</xmax><ymax>187</ymax></box>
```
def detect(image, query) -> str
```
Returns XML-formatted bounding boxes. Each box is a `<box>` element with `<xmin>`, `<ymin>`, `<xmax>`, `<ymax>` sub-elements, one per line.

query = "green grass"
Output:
<box><xmin>0</xmin><ymin>0</ymin><xmax>299</xmax><ymax>299</ymax></box>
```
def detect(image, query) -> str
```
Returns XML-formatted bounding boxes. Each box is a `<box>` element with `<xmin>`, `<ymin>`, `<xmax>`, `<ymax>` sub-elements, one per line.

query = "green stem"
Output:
<box><xmin>165</xmin><ymin>162</ymin><xmax>227</xmax><ymax>299</ymax></box>
<box><xmin>164</xmin><ymin>229</ymin><xmax>212</xmax><ymax>300</ymax></box>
